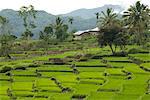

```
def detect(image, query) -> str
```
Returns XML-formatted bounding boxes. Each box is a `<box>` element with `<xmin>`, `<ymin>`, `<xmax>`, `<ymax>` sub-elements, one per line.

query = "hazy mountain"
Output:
<box><xmin>0</xmin><ymin>9</ymin><xmax>56</xmax><ymax>37</ymax></box>
<box><xmin>62</xmin><ymin>4</ymin><xmax>124</xmax><ymax>19</ymax></box>
<box><xmin>0</xmin><ymin>5</ymin><xmax>124</xmax><ymax>37</ymax></box>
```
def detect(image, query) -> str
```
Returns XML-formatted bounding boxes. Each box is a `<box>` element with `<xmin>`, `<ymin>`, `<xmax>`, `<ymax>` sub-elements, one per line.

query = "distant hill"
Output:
<box><xmin>0</xmin><ymin>5</ymin><xmax>124</xmax><ymax>38</ymax></box>
<box><xmin>0</xmin><ymin>9</ymin><xmax>56</xmax><ymax>37</ymax></box>
<box><xmin>61</xmin><ymin>4</ymin><xmax>124</xmax><ymax>19</ymax></box>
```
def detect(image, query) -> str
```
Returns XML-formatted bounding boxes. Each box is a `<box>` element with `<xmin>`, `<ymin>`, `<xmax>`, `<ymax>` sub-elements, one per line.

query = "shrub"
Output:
<box><xmin>14</xmin><ymin>66</ymin><xmax>26</xmax><ymax>70</ymax></box>
<box><xmin>73</xmin><ymin>68</ymin><xmax>79</xmax><ymax>74</ymax></box>
<box><xmin>49</xmin><ymin>58</ymin><xmax>65</xmax><ymax>65</ymax></box>
<box><xmin>51</xmin><ymin>77</ymin><xmax>56</xmax><ymax>81</ymax></box>
<box><xmin>103</xmin><ymin>72</ymin><xmax>108</xmax><ymax>76</ymax></box>
<box><xmin>37</xmin><ymin>73</ymin><xmax>42</xmax><ymax>77</ymax></box>
<box><xmin>5</xmin><ymin>72</ymin><xmax>11</xmax><ymax>76</ymax></box>
<box><xmin>126</xmin><ymin>75</ymin><xmax>132</xmax><ymax>80</ymax></box>
<box><xmin>130</xmin><ymin>58</ymin><xmax>143</xmax><ymax>65</ymax></box>
<box><xmin>70</xmin><ymin>64</ymin><xmax>76</xmax><ymax>68</ymax></box>
<box><xmin>64</xmin><ymin>57</ymin><xmax>73</xmax><ymax>63</ymax></box>
<box><xmin>0</xmin><ymin>66</ymin><xmax>12</xmax><ymax>73</ymax></box>
<box><xmin>62</xmin><ymin>87</ymin><xmax>72</xmax><ymax>93</ymax></box>
<box><xmin>76</xmin><ymin>77</ymin><xmax>80</xmax><ymax>80</ymax></box>
<box><xmin>142</xmin><ymin>43</ymin><xmax>150</xmax><ymax>50</ymax></box>
<box><xmin>121</xmin><ymin>69</ymin><xmax>132</xmax><ymax>75</ymax></box>
<box><xmin>74</xmin><ymin>54</ymin><xmax>83</xmax><ymax>59</ymax></box>
<box><xmin>84</xmin><ymin>54</ymin><xmax>93</xmax><ymax>58</ymax></box>
<box><xmin>72</xmin><ymin>94</ymin><xmax>86</xmax><ymax>99</ymax></box>
<box><xmin>101</xmin><ymin>59</ymin><xmax>107</xmax><ymax>64</ymax></box>
<box><xmin>78</xmin><ymin>56</ymin><xmax>88</xmax><ymax>61</ymax></box>
<box><xmin>78</xmin><ymin>54</ymin><xmax>93</xmax><ymax>62</ymax></box>
<box><xmin>128</xmin><ymin>48</ymin><xmax>141</xmax><ymax>54</ymax></box>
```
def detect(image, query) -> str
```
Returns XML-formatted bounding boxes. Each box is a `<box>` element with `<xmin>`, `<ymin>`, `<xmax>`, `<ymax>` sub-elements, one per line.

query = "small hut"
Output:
<box><xmin>73</xmin><ymin>27</ymin><xmax>99</xmax><ymax>40</ymax></box>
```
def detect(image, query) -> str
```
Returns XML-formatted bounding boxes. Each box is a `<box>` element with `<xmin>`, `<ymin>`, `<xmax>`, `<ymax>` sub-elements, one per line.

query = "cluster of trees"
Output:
<box><xmin>0</xmin><ymin>5</ymin><xmax>37</xmax><ymax>56</ymax></box>
<box><xmin>96</xmin><ymin>1</ymin><xmax>150</xmax><ymax>54</ymax></box>
<box><xmin>39</xmin><ymin>17</ymin><xmax>71</xmax><ymax>42</ymax></box>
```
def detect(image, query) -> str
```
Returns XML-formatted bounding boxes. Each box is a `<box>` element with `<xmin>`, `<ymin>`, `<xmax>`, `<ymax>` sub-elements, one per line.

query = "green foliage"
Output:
<box><xmin>0</xmin><ymin>16</ymin><xmax>6</xmax><ymax>25</ymax></box>
<box><xmin>40</xmin><ymin>17</ymin><xmax>69</xmax><ymax>42</ymax></box>
<box><xmin>0</xmin><ymin>16</ymin><xmax>14</xmax><ymax>35</ymax></box>
<box><xmin>114</xmin><ymin>32</ymin><xmax>130</xmax><ymax>51</ymax></box>
<box><xmin>21</xmin><ymin>29</ymin><xmax>33</xmax><ymax>40</ymax></box>
<box><xmin>19</xmin><ymin>5</ymin><xmax>37</xmax><ymax>39</ymax></box>
<box><xmin>128</xmin><ymin>48</ymin><xmax>141</xmax><ymax>54</ymax></box>
<box><xmin>0</xmin><ymin>34</ymin><xmax>16</xmax><ymax>57</ymax></box>
<box><xmin>39</xmin><ymin>25</ymin><xmax>55</xmax><ymax>42</ymax></box>
<box><xmin>72</xmin><ymin>94</ymin><xmax>86</xmax><ymax>99</ymax></box>
<box><xmin>54</xmin><ymin>17</ymin><xmax>69</xmax><ymax>41</ymax></box>
<box><xmin>123</xmin><ymin>1</ymin><xmax>150</xmax><ymax>45</ymax></box>
<box><xmin>97</xmin><ymin>8</ymin><xmax>124</xmax><ymax>54</ymax></box>
<box><xmin>0</xmin><ymin>66</ymin><xmax>12</xmax><ymax>73</ymax></box>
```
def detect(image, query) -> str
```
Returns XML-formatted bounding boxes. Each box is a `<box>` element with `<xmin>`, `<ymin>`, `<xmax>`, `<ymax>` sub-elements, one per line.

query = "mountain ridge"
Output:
<box><xmin>61</xmin><ymin>4</ymin><xmax>124</xmax><ymax>19</ymax></box>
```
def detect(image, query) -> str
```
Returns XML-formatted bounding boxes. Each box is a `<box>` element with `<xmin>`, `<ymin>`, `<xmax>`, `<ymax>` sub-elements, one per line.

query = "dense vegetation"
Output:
<box><xmin>0</xmin><ymin>1</ymin><xmax>150</xmax><ymax>100</ymax></box>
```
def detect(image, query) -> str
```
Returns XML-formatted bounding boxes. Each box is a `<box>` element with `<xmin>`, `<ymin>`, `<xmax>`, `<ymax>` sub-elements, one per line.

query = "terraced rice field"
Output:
<box><xmin>0</xmin><ymin>46</ymin><xmax>150</xmax><ymax>100</ymax></box>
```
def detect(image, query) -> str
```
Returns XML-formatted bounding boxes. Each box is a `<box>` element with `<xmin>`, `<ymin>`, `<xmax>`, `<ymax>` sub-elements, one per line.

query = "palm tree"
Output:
<box><xmin>55</xmin><ymin>17</ymin><xmax>63</xmax><ymax>26</ymax></box>
<box><xmin>123</xmin><ymin>1</ymin><xmax>150</xmax><ymax>45</ymax></box>
<box><xmin>99</xmin><ymin>8</ymin><xmax>118</xmax><ymax>27</ymax></box>
<box><xmin>98</xmin><ymin>8</ymin><xmax>122</xmax><ymax>54</ymax></box>
<box><xmin>53</xmin><ymin>17</ymin><xmax>69</xmax><ymax>41</ymax></box>
<box><xmin>68</xmin><ymin>17</ymin><xmax>74</xmax><ymax>24</ymax></box>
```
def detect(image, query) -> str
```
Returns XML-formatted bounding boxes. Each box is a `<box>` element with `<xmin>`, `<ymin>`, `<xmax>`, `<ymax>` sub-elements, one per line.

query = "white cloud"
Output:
<box><xmin>0</xmin><ymin>0</ymin><xmax>149</xmax><ymax>15</ymax></box>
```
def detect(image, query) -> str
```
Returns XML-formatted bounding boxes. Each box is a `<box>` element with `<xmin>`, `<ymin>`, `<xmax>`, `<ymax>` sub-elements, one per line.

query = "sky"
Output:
<box><xmin>0</xmin><ymin>0</ymin><xmax>149</xmax><ymax>15</ymax></box>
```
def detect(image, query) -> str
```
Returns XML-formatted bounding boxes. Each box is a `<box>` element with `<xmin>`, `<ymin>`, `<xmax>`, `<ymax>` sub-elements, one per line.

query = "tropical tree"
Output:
<box><xmin>0</xmin><ymin>16</ymin><xmax>7</xmax><ymax>34</ymax></box>
<box><xmin>68</xmin><ymin>17</ymin><xmax>75</xmax><ymax>40</ymax></box>
<box><xmin>123</xmin><ymin>1</ymin><xmax>150</xmax><ymax>45</ymax></box>
<box><xmin>53</xmin><ymin>17</ymin><xmax>69</xmax><ymax>41</ymax></box>
<box><xmin>39</xmin><ymin>25</ymin><xmax>54</xmax><ymax>42</ymax></box>
<box><xmin>97</xmin><ymin>8</ymin><xmax>123</xmax><ymax>54</ymax></box>
<box><xmin>114</xmin><ymin>32</ymin><xmax>130</xmax><ymax>51</ymax></box>
<box><xmin>0</xmin><ymin>16</ymin><xmax>16</xmax><ymax>58</ymax></box>
<box><xmin>19</xmin><ymin>5</ymin><xmax>37</xmax><ymax>40</ymax></box>
<box><xmin>40</xmin><ymin>17</ymin><xmax>69</xmax><ymax>43</ymax></box>
<box><xmin>0</xmin><ymin>34</ymin><xmax>16</xmax><ymax>58</ymax></box>
<box><xmin>0</xmin><ymin>16</ymin><xmax>13</xmax><ymax>34</ymax></box>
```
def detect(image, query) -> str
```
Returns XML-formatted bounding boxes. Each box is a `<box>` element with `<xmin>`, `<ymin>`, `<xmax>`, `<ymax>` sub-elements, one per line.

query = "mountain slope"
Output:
<box><xmin>0</xmin><ymin>9</ymin><xmax>56</xmax><ymax>37</ymax></box>
<box><xmin>62</xmin><ymin>4</ymin><xmax>124</xmax><ymax>19</ymax></box>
